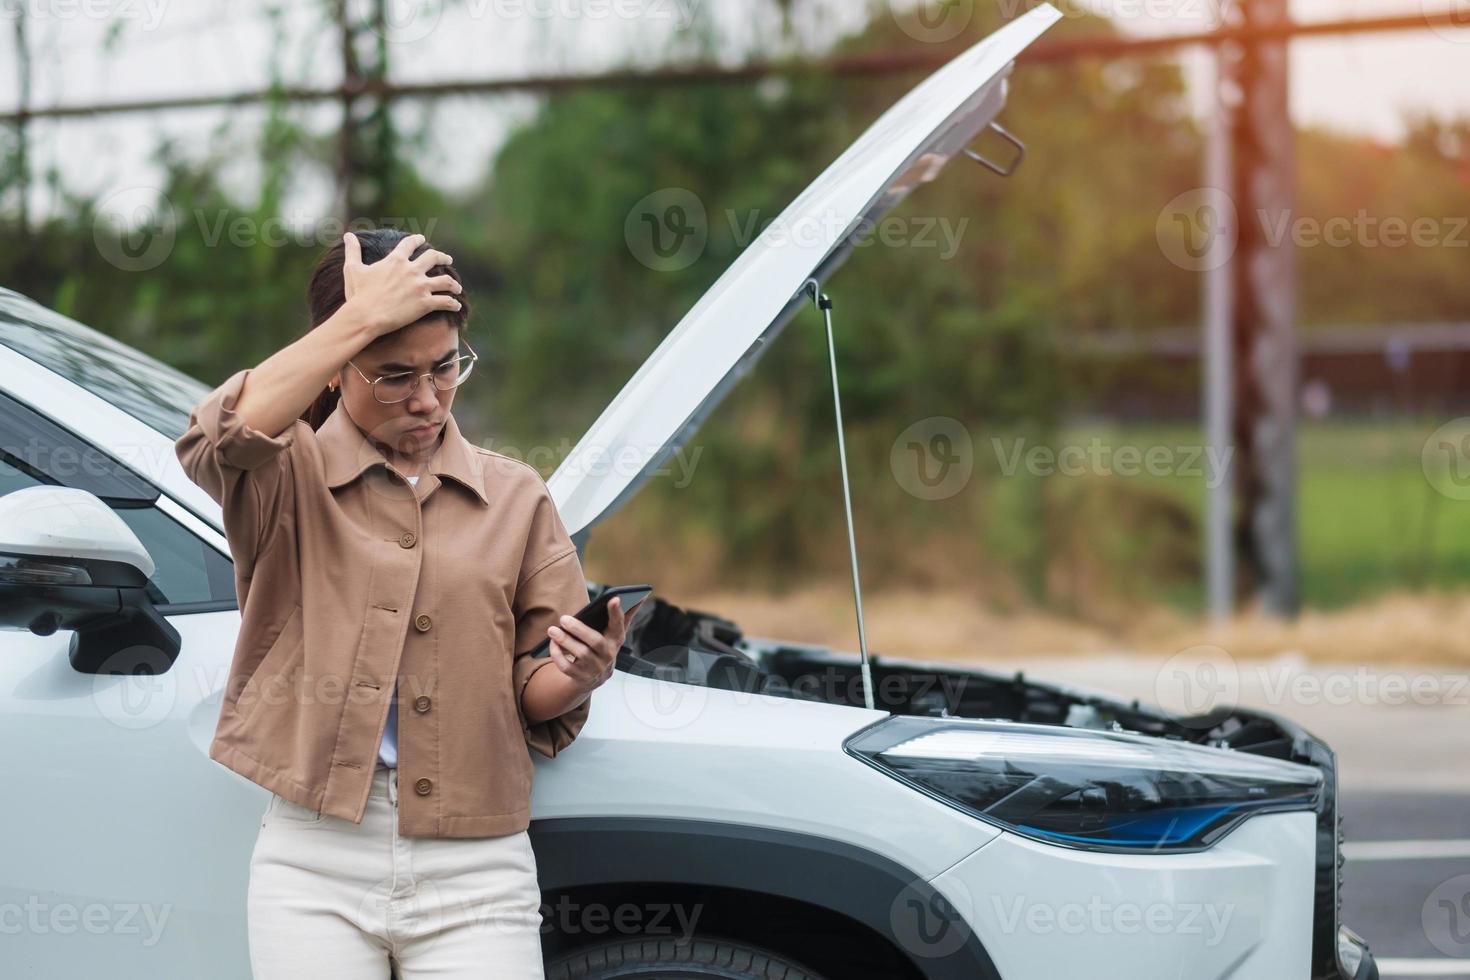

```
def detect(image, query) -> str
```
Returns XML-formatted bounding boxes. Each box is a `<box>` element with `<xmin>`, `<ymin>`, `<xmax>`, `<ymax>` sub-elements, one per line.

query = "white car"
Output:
<box><xmin>0</xmin><ymin>6</ymin><xmax>1377</xmax><ymax>978</ymax></box>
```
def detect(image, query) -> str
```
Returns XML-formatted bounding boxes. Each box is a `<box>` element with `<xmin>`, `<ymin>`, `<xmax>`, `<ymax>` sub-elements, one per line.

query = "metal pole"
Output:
<box><xmin>336</xmin><ymin>0</ymin><xmax>393</xmax><ymax>222</ymax></box>
<box><xmin>336</xmin><ymin>0</ymin><xmax>357</xmax><ymax>223</ymax></box>
<box><xmin>1229</xmin><ymin>0</ymin><xmax>1300</xmax><ymax>616</ymax></box>
<box><xmin>805</xmin><ymin>279</ymin><xmax>875</xmax><ymax>711</ymax></box>
<box><xmin>11</xmin><ymin>8</ymin><xmax>30</xmax><ymax>238</ymax></box>
<box><xmin>1203</xmin><ymin>0</ymin><xmax>1235</xmax><ymax>621</ymax></box>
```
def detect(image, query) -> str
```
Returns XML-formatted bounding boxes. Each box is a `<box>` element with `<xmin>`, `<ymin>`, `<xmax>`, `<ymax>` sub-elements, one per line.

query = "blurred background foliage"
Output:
<box><xmin>3</xmin><ymin>0</ymin><xmax>1469</xmax><ymax>621</ymax></box>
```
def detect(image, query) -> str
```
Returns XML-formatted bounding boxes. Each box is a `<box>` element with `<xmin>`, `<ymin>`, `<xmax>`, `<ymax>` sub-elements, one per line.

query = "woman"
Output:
<box><xmin>175</xmin><ymin>228</ymin><xmax>638</xmax><ymax>978</ymax></box>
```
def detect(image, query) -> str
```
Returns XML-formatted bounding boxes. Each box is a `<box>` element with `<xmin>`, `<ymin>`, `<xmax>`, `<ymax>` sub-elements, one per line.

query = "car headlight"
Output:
<box><xmin>845</xmin><ymin>717</ymin><xmax>1324</xmax><ymax>852</ymax></box>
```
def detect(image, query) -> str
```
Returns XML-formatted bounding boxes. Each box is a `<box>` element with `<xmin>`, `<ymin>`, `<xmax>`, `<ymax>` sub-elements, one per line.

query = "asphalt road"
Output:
<box><xmin>1342</xmin><ymin>792</ymin><xmax>1470</xmax><ymax>977</ymax></box>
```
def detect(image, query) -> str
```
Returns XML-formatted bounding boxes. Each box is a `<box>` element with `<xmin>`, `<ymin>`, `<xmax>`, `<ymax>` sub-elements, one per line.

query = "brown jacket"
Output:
<box><xmin>175</xmin><ymin>367</ymin><xmax>591</xmax><ymax>837</ymax></box>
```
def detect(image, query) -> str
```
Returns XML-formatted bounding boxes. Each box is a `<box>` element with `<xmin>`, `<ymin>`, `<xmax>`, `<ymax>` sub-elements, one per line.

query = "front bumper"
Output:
<box><xmin>1161</xmin><ymin>697</ymin><xmax>1360</xmax><ymax>979</ymax></box>
<box><xmin>1225</xmin><ymin>706</ymin><xmax>1350</xmax><ymax>980</ymax></box>
<box><xmin>932</xmin><ymin>812</ymin><xmax>1319</xmax><ymax>979</ymax></box>
<box><xmin>1336</xmin><ymin>926</ymin><xmax>1379</xmax><ymax>980</ymax></box>
<box><xmin>923</xmin><ymin>812</ymin><xmax>1380</xmax><ymax>980</ymax></box>
<box><xmin>913</xmin><ymin>700</ymin><xmax>1379</xmax><ymax>979</ymax></box>
<box><xmin>1160</xmin><ymin>704</ymin><xmax>1381</xmax><ymax>980</ymax></box>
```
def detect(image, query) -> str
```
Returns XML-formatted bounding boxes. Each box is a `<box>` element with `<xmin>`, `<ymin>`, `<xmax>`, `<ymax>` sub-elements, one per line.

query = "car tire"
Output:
<box><xmin>545</xmin><ymin>934</ymin><xmax>828</xmax><ymax>980</ymax></box>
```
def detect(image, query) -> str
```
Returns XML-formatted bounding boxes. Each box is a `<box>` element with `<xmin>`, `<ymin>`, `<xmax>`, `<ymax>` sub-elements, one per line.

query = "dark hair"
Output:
<box><xmin>300</xmin><ymin>227</ymin><xmax>471</xmax><ymax>430</ymax></box>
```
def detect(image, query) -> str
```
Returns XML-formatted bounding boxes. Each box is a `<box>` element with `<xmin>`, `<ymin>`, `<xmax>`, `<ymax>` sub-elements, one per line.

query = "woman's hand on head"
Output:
<box><xmin>341</xmin><ymin>231</ymin><xmax>463</xmax><ymax>339</ymax></box>
<box><xmin>544</xmin><ymin>595</ymin><xmax>646</xmax><ymax>691</ymax></box>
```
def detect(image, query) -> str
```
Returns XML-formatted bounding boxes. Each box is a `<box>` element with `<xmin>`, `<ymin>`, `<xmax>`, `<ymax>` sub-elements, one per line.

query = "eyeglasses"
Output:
<box><xmin>345</xmin><ymin>339</ymin><xmax>479</xmax><ymax>405</ymax></box>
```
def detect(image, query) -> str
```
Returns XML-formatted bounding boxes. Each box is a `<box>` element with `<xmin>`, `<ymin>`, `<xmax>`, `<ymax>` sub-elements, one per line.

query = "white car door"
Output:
<box><xmin>0</xmin><ymin>358</ymin><xmax>259</xmax><ymax>979</ymax></box>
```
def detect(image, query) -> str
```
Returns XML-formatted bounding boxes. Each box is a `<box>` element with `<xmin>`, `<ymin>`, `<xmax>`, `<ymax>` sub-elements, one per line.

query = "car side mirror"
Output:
<box><xmin>0</xmin><ymin>485</ymin><xmax>181</xmax><ymax>674</ymax></box>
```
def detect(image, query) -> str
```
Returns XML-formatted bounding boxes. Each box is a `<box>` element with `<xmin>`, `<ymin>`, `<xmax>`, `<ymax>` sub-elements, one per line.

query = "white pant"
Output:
<box><xmin>247</xmin><ymin>764</ymin><xmax>546</xmax><ymax>979</ymax></box>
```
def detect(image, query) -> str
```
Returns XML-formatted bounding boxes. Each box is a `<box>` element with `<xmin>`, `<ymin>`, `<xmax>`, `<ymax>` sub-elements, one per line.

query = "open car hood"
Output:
<box><xmin>548</xmin><ymin>5</ymin><xmax>1062</xmax><ymax>538</ymax></box>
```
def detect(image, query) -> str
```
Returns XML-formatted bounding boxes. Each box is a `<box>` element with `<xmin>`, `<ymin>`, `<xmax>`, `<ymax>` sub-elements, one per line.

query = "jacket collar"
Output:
<box><xmin>316</xmin><ymin>399</ymin><xmax>491</xmax><ymax>506</ymax></box>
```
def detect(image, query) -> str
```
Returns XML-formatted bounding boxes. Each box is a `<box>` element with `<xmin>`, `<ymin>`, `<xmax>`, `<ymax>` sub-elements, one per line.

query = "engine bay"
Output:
<box><xmin>608</xmin><ymin>587</ymin><xmax>1303</xmax><ymax>758</ymax></box>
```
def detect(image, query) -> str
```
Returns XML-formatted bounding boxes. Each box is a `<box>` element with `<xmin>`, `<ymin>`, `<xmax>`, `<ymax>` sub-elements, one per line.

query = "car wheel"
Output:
<box><xmin>546</xmin><ymin>935</ymin><xmax>828</xmax><ymax>980</ymax></box>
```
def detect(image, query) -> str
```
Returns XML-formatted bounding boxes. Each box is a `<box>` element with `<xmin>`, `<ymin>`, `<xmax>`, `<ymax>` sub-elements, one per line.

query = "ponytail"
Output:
<box><xmin>301</xmin><ymin>381</ymin><xmax>342</xmax><ymax>431</ymax></box>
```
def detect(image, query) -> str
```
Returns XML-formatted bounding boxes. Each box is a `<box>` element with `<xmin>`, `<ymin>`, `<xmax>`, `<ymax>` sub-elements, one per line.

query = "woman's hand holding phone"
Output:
<box><xmin>341</xmin><ymin>231</ymin><xmax>464</xmax><ymax>341</ymax></box>
<box><xmin>545</xmin><ymin>593</ymin><xmax>647</xmax><ymax>691</ymax></box>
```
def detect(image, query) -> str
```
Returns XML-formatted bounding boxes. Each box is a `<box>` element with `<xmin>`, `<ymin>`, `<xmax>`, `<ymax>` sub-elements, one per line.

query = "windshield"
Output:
<box><xmin>0</xmin><ymin>290</ymin><xmax>209</xmax><ymax>439</ymax></box>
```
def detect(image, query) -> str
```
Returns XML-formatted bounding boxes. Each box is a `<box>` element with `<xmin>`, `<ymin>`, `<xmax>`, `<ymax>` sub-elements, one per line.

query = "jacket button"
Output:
<box><xmin>399</xmin><ymin>530</ymin><xmax>417</xmax><ymax>548</ymax></box>
<box><xmin>414</xmin><ymin>695</ymin><xmax>432</xmax><ymax>713</ymax></box>
<box><xmin>415</xmin><ymin>777</ymin><xmax>433</xmax><ymax>796</ymax></box>
<box><xmin>415</xmin><ymin>614</ymin><xmax>432</xmax><ymax>631</ymax></box>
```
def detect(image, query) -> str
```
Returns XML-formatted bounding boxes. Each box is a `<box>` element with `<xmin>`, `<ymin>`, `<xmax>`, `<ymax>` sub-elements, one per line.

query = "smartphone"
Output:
<box><xmin>525</xmin><ymin>584</ymin><xmax>653</xmax><ymax>659</ymax></box>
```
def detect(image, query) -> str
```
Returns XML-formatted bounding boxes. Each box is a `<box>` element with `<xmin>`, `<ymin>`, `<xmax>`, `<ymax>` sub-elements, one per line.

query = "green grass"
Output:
<box><xmin>602</xmin><ymin>415</ymin><xmax>1470</xmax><ymax>616</ymax></box>
<box><xmin>1004</xmin><ymin>418</ymin><xmax>1470</xmax><ymax>611</ymax></box>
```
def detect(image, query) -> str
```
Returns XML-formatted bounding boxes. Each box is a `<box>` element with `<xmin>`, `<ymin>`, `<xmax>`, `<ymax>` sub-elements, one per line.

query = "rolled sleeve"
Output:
<box><xmin>512</xmin><ymin>491</ymin><xmax>592</xmax><ymax>758</ymax></box>
<box><xmin>174</xmin><ymin>368</ymin><xmax>298</xmax><ymax>572</ymax></box>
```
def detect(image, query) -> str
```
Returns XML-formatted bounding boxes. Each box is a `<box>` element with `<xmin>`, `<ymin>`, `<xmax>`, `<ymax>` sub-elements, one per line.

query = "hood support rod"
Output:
<box><xmin>803</xmin><ymin>277</ymin><xmax>875</xmax><ymax>711</ymax></box>
<box><xmin>963</xmin><ymin>121</ymin><xmax>1025</xmax><ymax>178</ymax></box>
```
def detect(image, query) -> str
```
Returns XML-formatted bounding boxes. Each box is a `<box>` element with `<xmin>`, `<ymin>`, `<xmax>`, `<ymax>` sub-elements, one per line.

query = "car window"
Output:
<box><xmin>0</xmin><ymin>454</ymin><xmax>38</xmax><ymax>499</ymax></box>
<box><xmin>0</xmin><ymin>394</ymin><xmax>235</xmax><ymax>611</ymax></box>
<box><xmin>0</xmin><ymin>289</ymin><xmax>209</xmax><ymax>439</ymax></box>
<box><xmin>112</xmin><ymin>505</ymin><xmax>237</xmax><ymax>608</ymax></box>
